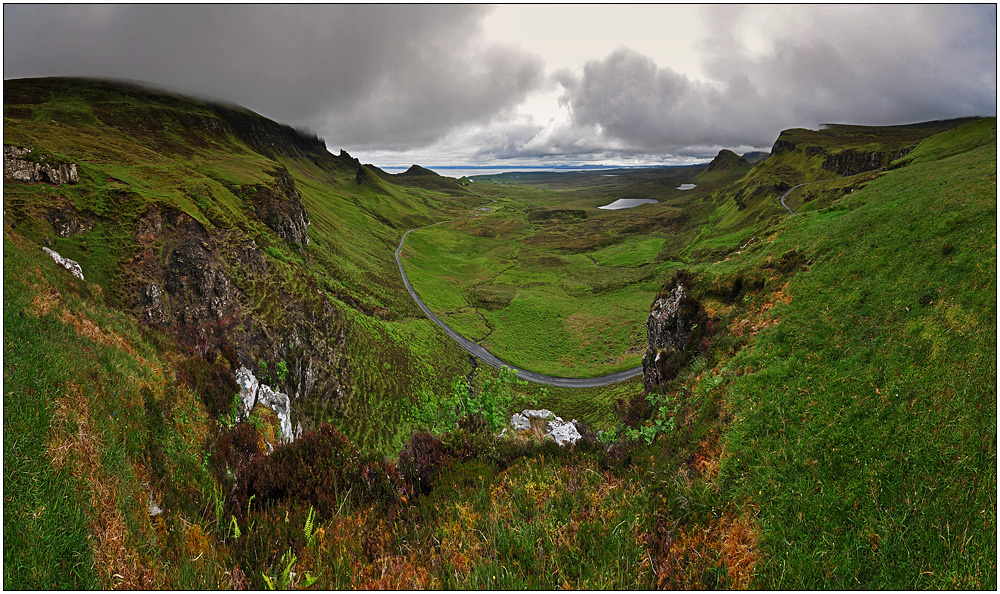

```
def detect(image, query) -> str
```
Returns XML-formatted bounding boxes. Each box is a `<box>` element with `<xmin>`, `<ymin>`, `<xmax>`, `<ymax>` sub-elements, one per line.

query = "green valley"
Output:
<box><xmin>4</xmin><ymin>78</ymin><xmax>995</xmax><ymax>589</ymax></box>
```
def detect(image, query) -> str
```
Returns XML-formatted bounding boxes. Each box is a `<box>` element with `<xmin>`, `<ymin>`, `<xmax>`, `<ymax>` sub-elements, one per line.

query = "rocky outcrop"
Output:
<box><xmin>4</xmin><ymin>145</ymin><xmax>78</xmax><ymax>184</ymax></box>
<box><xmin>47</xmin><ymin>202</ymin><xmax>94</xmax><ymax>238</ymax></box>
<box><xmin>642</xmin><ymin>278</ymin><xmax>708</xmax><ymax>393</ymax></box>
<box><xmin>821</xmin><ymin>149</ymin><xmax>886</xmax><ymax>176</ymax></box>
<box><xmin>122</xmin><ymin>205</ymin><xmax>347</xmax><ymax>435</ymax></box>
<box><xmin>508</xmin><ymin>409</ymin><xmax>582</xmax><ymax>446</ymax></box>
<box><xmin>42</xmin><ymin>247</ymin><xmax>84</xmax><ymax>280</ymax></box>
<box><xmin>231</xmin><ymin>168</ymin><xmax>311</xmax><ymax>246</ymax></box>
<box><xmin>161</xmin><ymin>212</ymin><xmax>239</xmax><ymax>326</ymax></box>
<box><xmin>235</xmin><ymin>366</ymin><xmax>300</xmax><ymax>443</ymax></box>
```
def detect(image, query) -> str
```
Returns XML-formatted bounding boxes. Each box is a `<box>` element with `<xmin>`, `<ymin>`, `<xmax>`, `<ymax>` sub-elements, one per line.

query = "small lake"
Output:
<box><xmin>598</xmin><ymin>198</ymin><xmax>659</xmax><ymax>210</ymax></box>
<box><xmin>676</xmin><ymin>183</ymin><xmax>697</xmax><ymax>190</ymax></box>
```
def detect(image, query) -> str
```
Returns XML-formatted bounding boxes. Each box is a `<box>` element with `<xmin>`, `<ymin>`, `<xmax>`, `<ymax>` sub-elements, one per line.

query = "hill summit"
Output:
<box><xmin>400</xmin><ymin>164</ymin><xmax>440</xmax><ymax>177</ymax></box>
<box><xmin>694</xmin><ymin>149</ymin><xmax>752</xmax><ymax>183</ymax></box>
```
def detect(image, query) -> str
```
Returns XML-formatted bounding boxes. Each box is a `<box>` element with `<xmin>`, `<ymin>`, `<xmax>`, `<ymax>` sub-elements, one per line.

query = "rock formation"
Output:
<box><xmin>42</xmin><ymin>247</ymin><xmax>84</xmax><ymax>280</ymax></box>
<box><xmin>235</xmin><ymin>366</ymin><xmax>300</xmax><ymax>443</ymax></box>
<box><xmin>509</xmin><ymin>409</ymin><xmax>582</xmax><ymax>446</ymax></box>
<box><xmin>232</xmin><ymin>168</ymin><xmax>311</xmax><ymax>246</ymax></box>
<box><xmin>641</xmin><ymin>279</ymin><xmax>708</xmax><ymax>393</ymax></box>
<box><xmin>4</xmin><ymin>145</ymin><xmax>79</xmax><ymax>184</ymax></box>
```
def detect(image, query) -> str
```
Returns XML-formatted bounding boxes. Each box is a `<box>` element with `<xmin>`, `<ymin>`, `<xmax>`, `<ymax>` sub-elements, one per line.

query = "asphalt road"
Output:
<box><xmin>395</xmin><ymin>219</ymin><xmax>643</xmax><ymax>388</ymax></box>
<box><xmin>779</xmin><ymin>169</ymin><xmax>879</xmax><ymax>214</ymax></box>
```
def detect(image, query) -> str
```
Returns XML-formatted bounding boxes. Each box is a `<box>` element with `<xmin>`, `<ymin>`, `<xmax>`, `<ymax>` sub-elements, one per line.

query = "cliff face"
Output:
<box><xmin>4</xmin><ymin>145</ymin><xmax>79</xmax><ymax>184</ymax></box>
<box><xmin>821</xmin><ymin>146</ymin><xmax>915</xmax><ymax>176</ymax></box>
<box><xmin>227</xmin><ymin>168</ymin><xmax>311</xmax><ymax>246</ymax></box>
<box><xmin>123</xmin><ymin>204</ymin><xmax>346</xmax><ymax>433</ymax></box>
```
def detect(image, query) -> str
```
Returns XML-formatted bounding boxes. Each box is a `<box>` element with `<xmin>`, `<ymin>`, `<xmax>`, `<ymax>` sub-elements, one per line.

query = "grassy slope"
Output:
<box><xmin>3</xmin><ymin>77</ymin><xmax>497</xmax><ymax>453</ymax></box>
<box><xmin>715</xmin><ymin>118</ymin><xmax>996</xmax><ymax>588</ymax></box>
<box><xmin>4</xmin><ymin>77</ymin><xmax>994</xmax><ymax>589</ymax></box>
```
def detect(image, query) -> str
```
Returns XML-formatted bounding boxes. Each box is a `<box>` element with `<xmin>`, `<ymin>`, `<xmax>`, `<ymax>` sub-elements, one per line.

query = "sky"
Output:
<box><xmin>3</xmin><ymin>4</ymin><xmax>997</xmax><ymax>168</ymax></box>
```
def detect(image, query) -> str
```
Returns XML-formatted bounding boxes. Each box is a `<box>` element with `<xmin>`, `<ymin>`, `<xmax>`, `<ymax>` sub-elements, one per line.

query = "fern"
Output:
<box><xmin>303</xmin><ymin>505</ymin><xmax>317</xmax><ymax>547</ymax></box>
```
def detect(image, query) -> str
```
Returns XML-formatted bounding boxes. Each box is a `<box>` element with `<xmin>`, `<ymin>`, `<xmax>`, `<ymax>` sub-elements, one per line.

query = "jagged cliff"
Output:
<box><xmin>641</xmin><ymin>273</ymin><xmax>710</xmax><ymax>393</ymax></box>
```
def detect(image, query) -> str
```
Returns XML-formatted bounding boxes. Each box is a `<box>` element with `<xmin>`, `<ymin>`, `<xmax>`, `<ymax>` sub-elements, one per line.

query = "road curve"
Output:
<box><xmin>395</xmin><ymin>218</ymin><xmax>643</xmax><ymax>388</ymax></box>
<box><xmin>780</xmin><ymin>169</ymin><xmax>879</xmax><ymax>214</ymax></box>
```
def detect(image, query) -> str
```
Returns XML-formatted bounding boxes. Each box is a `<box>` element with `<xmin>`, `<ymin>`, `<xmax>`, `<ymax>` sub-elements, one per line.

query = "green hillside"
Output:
<box><xmin>693</xmin><ymin>149</ymin><xmax>752</xmax><ymax>183</ymax></box>
<box><xmin>4</xmin><ymin>78</ymin><xmax>995</xmax><ymax>589</ymax></box>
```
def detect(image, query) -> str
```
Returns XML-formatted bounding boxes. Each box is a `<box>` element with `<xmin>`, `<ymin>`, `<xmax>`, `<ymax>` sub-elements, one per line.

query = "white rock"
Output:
<box><xmin>510</xmin><ymin>412</ymin><xmax>530</xmax><ymax>431</ymax></box>
<box><xmin>522</xmin><ymin>409</ymin><xmax>557</xmax><ymax>421</ymax></box>
<box><xmin>547</xmin><ymin>419</ymin><xmax>582</xmax><ymax>446</ymax></box>
<box><xmin>42</xmin><ymin>247</ymin><xmax>84</xmax><ymax>280</ymax></box>
<box><xmin>235</xmin><ymin>366</ymin><xmax>295</xmax><ymax>443</ymax></box>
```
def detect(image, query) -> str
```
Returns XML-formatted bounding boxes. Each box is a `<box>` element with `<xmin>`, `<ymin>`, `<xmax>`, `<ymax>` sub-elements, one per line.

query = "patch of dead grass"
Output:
<box><xmin>47</xmin><ymin>384</ymin><xmax>162</xmax><ymax>589</ymax></box>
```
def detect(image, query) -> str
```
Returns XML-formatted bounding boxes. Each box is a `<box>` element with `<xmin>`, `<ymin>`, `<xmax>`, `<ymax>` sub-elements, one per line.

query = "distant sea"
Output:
<box><xmin>377</xmin><ymin>165</ymin><xmax>664</xmax><ymax>179</ymax></box>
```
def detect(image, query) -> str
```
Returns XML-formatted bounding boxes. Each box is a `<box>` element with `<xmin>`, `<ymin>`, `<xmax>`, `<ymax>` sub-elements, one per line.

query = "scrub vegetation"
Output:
<box><xmin>4</xmin><ymin>78</ymin><xmax>995</xmax><ymax>589</ymax></box>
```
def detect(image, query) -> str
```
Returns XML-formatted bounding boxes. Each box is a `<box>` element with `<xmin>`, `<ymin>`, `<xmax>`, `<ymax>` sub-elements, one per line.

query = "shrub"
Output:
<box><xmin>397</xmin><ymin>432</ymin><xmax>447</xmax><ymax>495</ymax></box>
<box><xmin>232</xmin><ymin>425</ymin><xmax>408</xmax><ymax>519</ymax></box>
<box><xmin>208</xmin><ymin>421</ymin><xmax>267</xmax><ymax>484</ymax></box>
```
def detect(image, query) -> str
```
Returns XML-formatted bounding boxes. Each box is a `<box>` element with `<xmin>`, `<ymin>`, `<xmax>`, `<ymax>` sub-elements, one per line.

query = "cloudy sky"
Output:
<box><xmin>4</xmin><ymin>4</ymin><xmax>996</xmax><ymax>167</ymax></box>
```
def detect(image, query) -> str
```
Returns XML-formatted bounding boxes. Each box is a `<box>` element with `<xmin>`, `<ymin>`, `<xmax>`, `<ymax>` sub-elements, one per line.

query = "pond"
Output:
<box><xmin>676</xmin><ymin>183</ymin><xmax>697</xmax><ymax>190</ymax></box>
<box><xmin>598</xmin><ymin>198</ymin><xmax>659</xmax><ymax>210</ymax></box>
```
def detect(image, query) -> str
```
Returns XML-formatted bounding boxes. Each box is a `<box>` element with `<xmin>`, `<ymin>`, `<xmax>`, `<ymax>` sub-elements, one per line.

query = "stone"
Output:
<box><xmin>522</xmin><ymin>409</ymin><xmax>558</xmax><ymax>422</ymax></box>
<box><xmin>508</xmin><ymin>408</ymin><xmax>581</xmax><ymax>447</ymax></box>
<box><xmin>510</xmin><ymin>412</ymin><xmax>530</xmax><ymax>431</ymax></box>
<box><xmin>235</xmin><ymin>366</ymin><xmax>295</xmax><ymax>443</ymax></box>
<box><xmin>42</xmin><ymin>247</ymin><xmax>84</xmax><ymax>280</ymax></box>
<box><xmin>547</xmin><ymin>419</ymin><xmax>582</xmax><ymax>446</ymax></box>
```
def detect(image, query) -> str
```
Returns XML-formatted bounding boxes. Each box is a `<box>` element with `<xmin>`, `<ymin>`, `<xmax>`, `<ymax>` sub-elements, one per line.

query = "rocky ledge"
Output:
<box><xmin>4</xmin><ymin>145</ymin><xmax>79</xmax><ymax>185</ymax></box>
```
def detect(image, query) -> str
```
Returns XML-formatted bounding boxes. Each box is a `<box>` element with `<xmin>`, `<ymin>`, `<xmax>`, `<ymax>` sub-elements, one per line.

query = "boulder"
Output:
<box><xmin>510</xmin><ymin>412</ymin><xmax>530</xmax><ymax>431</ymax></box>
<box><xmin>547</xmin><ymin>420</ymin><xmax>582</xmax><ymax>446</ymax></box>
<box><xmin>509</xmin><ymin>409</ymin><xmax>582</xmax><ymax>446</ymax></box>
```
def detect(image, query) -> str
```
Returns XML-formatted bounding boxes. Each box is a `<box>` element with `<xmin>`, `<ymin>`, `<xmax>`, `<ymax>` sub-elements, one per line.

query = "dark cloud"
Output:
<box><xmin>2</xmin><ymin>5</ymin><xmax>545</xmax><ymax>150</ymax></box>
<box><xmin>556</xmin><ymin>5</ymin><xmax>996</xmax><ymax>156</ymax></box>
<box><xmin>3</xmin><ymin>5</ymin><xmax>995</xmax><ymax>164</ymax></box>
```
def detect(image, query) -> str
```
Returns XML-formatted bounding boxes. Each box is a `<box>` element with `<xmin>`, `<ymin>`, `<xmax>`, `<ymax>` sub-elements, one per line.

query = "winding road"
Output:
<box><xmin>779</xmin><ymin>169</ymin><xmax>879</xmax><ymax>214</ymax></box>
<box><xmin>395</xmin><ymin>213</ymin><xmax>643</xmax><ymax>388</ymax></box>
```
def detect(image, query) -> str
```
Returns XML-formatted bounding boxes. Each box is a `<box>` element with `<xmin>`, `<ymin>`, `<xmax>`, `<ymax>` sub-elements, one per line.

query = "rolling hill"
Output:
<box><xmin>4</xmin><ymin>77</ymin><xmax>995</xmax><ymax>589</ymax></box>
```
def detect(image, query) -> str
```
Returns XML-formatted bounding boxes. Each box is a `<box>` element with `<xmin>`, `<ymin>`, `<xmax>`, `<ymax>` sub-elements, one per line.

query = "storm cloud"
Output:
<box><xmin>3</xmin><ymin>4</ymin><xmax>996</xmax><ymax>165</ymax></box>
<box><xmin>2</xmin><ymin>5</ymin><xmax>545</xmax><ymax>151</ymax></box>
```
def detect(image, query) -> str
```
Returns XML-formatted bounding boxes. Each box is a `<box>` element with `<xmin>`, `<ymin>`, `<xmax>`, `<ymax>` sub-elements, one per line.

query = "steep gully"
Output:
<box><xmin>394</xmin><ymin>208</ymin><xmax>642</xmax><ymax>388</ymax></box>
